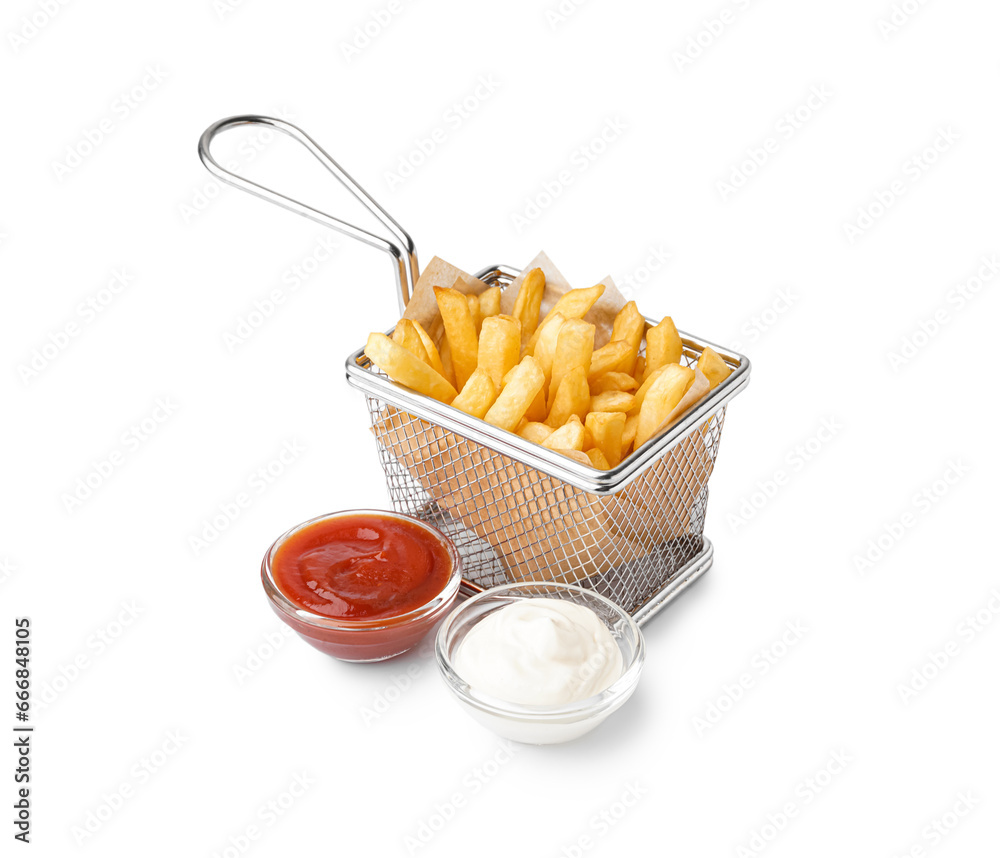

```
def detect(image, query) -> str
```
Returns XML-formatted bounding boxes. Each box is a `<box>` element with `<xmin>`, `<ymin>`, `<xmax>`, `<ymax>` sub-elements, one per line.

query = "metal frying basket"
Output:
<box><xmin>199</xmin><ymin>115</ymin><xmax>751</xmax><ymax>626</ymax></box>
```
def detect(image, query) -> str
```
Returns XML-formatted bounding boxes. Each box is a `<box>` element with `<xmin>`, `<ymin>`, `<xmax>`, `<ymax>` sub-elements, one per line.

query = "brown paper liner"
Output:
<box><xmin>371</xmin><ymin>405</ymin><xmax>720</xmax><ymax>587</ymax></box>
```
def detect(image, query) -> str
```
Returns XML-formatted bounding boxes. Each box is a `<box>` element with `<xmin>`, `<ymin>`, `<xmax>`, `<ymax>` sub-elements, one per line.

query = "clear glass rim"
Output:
<box><xmin>435</xmin><ymin>582</ymin><xmax>645</xmax><ymax>721</ymax></box>
<box><xmin>261</xmin><ymin>508</ymin><xmax>463</xmax><ymax>631</ymax></box>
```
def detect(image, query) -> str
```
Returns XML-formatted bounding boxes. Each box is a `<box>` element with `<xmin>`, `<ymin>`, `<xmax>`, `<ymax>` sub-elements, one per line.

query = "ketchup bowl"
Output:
<box><xmin>262</xmin><ymin>509</ymin><xmax>462</xmax><ymax>663</ymax></box>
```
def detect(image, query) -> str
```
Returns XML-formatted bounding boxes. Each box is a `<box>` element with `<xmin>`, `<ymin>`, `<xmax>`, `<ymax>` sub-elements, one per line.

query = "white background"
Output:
<box><xmin>3</xmin><ymin>0</ymin><xmax>999</xmax><ymax>855</ymax></box>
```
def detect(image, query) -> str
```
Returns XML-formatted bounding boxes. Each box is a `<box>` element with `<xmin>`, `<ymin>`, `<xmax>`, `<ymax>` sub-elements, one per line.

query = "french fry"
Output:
<box><xmin>524</xmin><ymin>384</ymin><xmax>548</xmax><ymax>423</ymax></box>
<box><xmin>411</xmin><ymin>320</ymin><xmax>447</xmax><ymax>378</ymax></box>
<box><xmin>635</xmin><ymin>364</ymin><xmax>696</xmax><ymax>449</ymax></box>
<box><xmin>546</xmin><ymin>366</ymin><xmax>589</xmax><ymax>428</ymax></box>
<box><xmin>512</xmin><ymin>268</ymin><xmax>545</xmax><ymax>344</ymax></box>
<box><xmin>645</xmin><ymin>316</ymin><xmax>682</xmax><ymax>377</ymax></box>
<box><xmin>532</xmin><ymin>312</ymin><xmax>566</xmax><ymax>379</ymax></box>
<box><xmin>434</xmin><ymin>286</ymin><xmax>479</xmax><ymax>390</ymax></box>
<box><xmin>542</xmin><ymin>283</ymin><xmax>605</xmax><ymax>326</ymax></box>
<box><xmin>478</xmin><ymin>315</ymin><xmax>521</xmax><ymax>391</ymax></box>
<box><xmin>610</xmin><ymin>301</ymin><xmax>645</xmax><ymax>375</ymax></box>
<box><xmin>590</xmin><ymin>391</ymin><xmax>635</xmax><ymax>414</ymax></box>
<box><xmin>503</xmin><ymin>362</ymin><xmax>547</xmax><ymax>421</ymax></box>
<box><xmin>527</xmin><ymin>284</ymin><xmax>605</xmax><ymax>353</ymax></box>
<box><xmin>633</xmin><ymin>354</ymin><xmax>646</xmax><ymax>384</ymax></box>
<box><xmin>587</xmin><ymin>340</ymin><xmax>633</xmax><ymax>381</ymax></box>
<box><xmin>479</xmin><ymin>286</ymin><xmax>502</xmax><ymax>320</ymax></box>
<box><xmin>365</xmin><ymin>333</ymin><xmax>457</xmax><ymax>403</ymax></box>
<box><xmin>518</xmin><ymin>421</ymin><xmax>555</xmax><ymax>445</ymax></box>
<box><xmin>541</xmin><ymin>415</ymin><xmax>585</xmax><ymax>451</ymax></box>
<box><xmin>549</xmin><ymin>319</ymin><xmax>595</xmax><ymax>409</ymax></box>
<box><xmin>585</xmin><ymin>411</ymin><xmax>626</xmax><ymax>468</ymax></box>
<box><xmin>585</xmin><ymin>447</ymin><xmax>611</xmax><ymax>470</ymax></box>
<box><xmin>622</xmin><ymin>414</ymin><xmax>639</xmax><ymax>458</ymax></box>
<box><xmin>556</xmin><ymin>449</ymin><xmax>592</xmax><ymax>465</ymax></box>
<box><xmin>697</xmin><ymin>346</ymin><xmax>733</xmax><ymax>390</ymax></box>
<box><xmin>484</xmin><ymin>356</ymin><xmax>545</xmax><ymax>431</ymax></box>
<box><xmin>439</xmin><ymin>336</ymin><xmax>456</xmax><ymax>388</ymax></box>
<box><xmin>392</xmin><ymin>319</ymin><xmax>430</xmax><ymax>364</ymax></box>
<box><xmin>628</xmin><ymin>365</ymin><xmax>669</xmax><ymax>415</ymax></box>
<box><xmin>466</xmin><ymin>294</ymin><xmax>482</xmax><ymax>336</ymax></box>
<box><xmin>589</xmin><ymin>372</ymin><xmax>639</xmax><ymax>395</ymax></box>
<box><xmin>451</xmin><ymin>367</ymin><xmax>498</xmax><ymax>418</ymax></box>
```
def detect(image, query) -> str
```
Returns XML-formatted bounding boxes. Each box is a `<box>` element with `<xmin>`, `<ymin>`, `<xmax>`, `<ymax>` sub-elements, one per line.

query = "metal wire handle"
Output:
<box><xmin>198</xmin><ymin>115</ymin><xmax>419</xmax><ymax>312</ymax></box>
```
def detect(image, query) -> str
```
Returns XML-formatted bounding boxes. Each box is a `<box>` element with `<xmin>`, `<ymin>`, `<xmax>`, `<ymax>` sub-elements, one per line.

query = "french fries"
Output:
<box><xmin>392</xmin><ymin>319</ymin><xmax>430</xmax><ymax>363</ymax></box>
<box><xmin>697</xmin><ymin>346</ymin><xmax>733</xmax><ymax>390</ymax></box>
<box><xmin>503</xmin><ymin>362</ymin><xmax>547</xmax><ymax>422</ymax></box>
<box><xmin>633</xmin><ymin>354</ymin><xmax>645</xmax><ymax>384</ymax></box>
<box><xmin>635</xmin><ymin>364</ymin><xmax>695</xmax><ymax>450</ymax></box>
<box><xmin>466</xmin><ymin>294</ymin><xmax>482</xmax><ymax>336</ymax></box>
<box><xmin>558</xmin><ymin>449</ymin><xmax>593</xmax><ymax>466</ymax></box>
<box><xmin>518</xmin><ymin>421</ymin><xmax>554</xmax><ymax>444</ymax></box>
<box><xmin>622</xmin><ymin>414</ymin><xmax>639</xmax><ymax>458</ymax></box>
<box><xmin>440</xmin><ymin>329</ymin><xmax>456</xmax><ymax>386</ymax></box>
<box><xmin>629</xmin><ymin>365</ymin><xmax>669</xmax><ymax>415</ymax></box>
<box><xmin>365</xmin><ymin>333</ymin><xmax>457</xmax><ymax>403</ymax></box>
<box><xmin>512</xmin><ymin>268</ymin><xmax>545</xmax><ymax>344</ymax></box>
<box><xmin>479</xmin><ymin>286</ymin><xmax>502</xmax><ymax>320</ymax></box>
<box><xmin>478</xmin><ymin>315</ymin><xmax>521</xmax><ymax>390</ymax></box>
<box><xmin>589</xmin><ymin>372</ymin><xmax>638</xmax><ymax>395</ymax></box>
<box><xmin>434</xmin><ymin>286</ymin><xmax>479</xmax><ymax>390</ymax></box>
<box><xmin>546</xmin><ymin>365</ymin><xmax>590</xmax><ymax>428</ymax></box>
<box><xmin>524</xmin><ymin>384</ymin><xmax>548</xmax><ymax>423</ymax></box>
<box><xmin>585</xmin><ymin>447</ymin><xmax>611</xmax><ymax>470</ymax></box>
<box><xmin>542</xmin><ymin>415</ymin><xmax>585</xmax><ymax>451</ymax></box>
<box><xmin>549</xmin><ymin>319</ymin><xmax>595</xmax><ymax>409</ymax></box>
<box><xmin>585</xmin><ymin>411</ymin><xmax>626</xmax><ymax>468</ymax></box>
<box><xmin>588</xmin><ymin>340</ymin><xmax>632</xmax><ymax>381</ymax></box>
<box><xmin>532</xmin><ymin>312</ymin><xmax>567</xmax><ymax>379</ymax></box>
<box><xmin>610</xmin><ymin>301</ymin><xmax>645</xmax><ymax>376</ymax></box>
<box><xmin>366</xmin><ymin>263</ymin><xmax>735</xmax><ymax>470</ymax></box>
<box><xmin>645</xmin><ymin>316</ymin><xmax>682</xmax><ymax>378</ymax></box>
<box><xmin>590</xmin><ymin>391</ymin><xmax>634</xmax><ymax>414</ymax></box>
<box><xmin>526</xmin><ymin>283</ymin><xmax>605</xmax><ymax>353</ymax></box>
<box><xmin>451</xmin><ymin>367</ymin><xmax>497</xmax><ymax>418</ymax></box>
<box><xmin>484</xmin><ymin>356</ymin><xmax>545</xmax><ymax>431</ymax></box>
<box><xmin>411</xmin><ymin>320</ymin><xmax>446</xmax><ymax>378</ymax></box>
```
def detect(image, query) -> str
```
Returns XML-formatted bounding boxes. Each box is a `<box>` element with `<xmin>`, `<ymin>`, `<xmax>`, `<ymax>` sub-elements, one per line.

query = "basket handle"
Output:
<box><xmin>198</xmin><ymin>115</ymin><xmax>419</xmax><ymax>312</ymax></box>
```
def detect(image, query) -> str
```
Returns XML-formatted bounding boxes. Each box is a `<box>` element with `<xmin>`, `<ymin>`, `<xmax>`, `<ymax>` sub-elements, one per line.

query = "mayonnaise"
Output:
<box><xmin>453</xmin><ymin>598</ymin><xmax>624</xmax><ymax>706</ymax></box>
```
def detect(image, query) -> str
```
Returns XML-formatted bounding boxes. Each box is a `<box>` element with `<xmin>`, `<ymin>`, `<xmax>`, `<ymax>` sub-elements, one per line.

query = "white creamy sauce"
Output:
<box><xmin>454</xmin><ymin>598</ymin><xmax>624</xmax><ymax>706</ymax></box>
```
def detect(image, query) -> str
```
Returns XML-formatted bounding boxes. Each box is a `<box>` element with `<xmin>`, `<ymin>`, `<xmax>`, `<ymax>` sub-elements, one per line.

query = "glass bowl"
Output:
<box><xmin>262</xmin><ymin>509</ymin><xmax>462</xmax><ymax>662</ymax></box>
<box><xmin>435</xmin><ymin>582</ymin><xmax>645</xmax><ymax>744</ymax></box>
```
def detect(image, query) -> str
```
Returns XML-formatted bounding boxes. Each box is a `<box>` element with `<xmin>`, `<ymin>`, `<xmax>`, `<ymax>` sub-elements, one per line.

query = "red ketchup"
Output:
<box><xmin>264</xmin><ymin>511</ymin><xmax>459</xmax><ymax>662</ymax></box>
<box><xmin>271</xmin><ymin>513</ymin><xmax>452</xmax><ymax>620</ymax></box>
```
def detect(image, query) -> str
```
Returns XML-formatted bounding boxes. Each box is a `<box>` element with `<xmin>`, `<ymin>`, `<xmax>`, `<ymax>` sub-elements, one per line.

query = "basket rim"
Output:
<box><xmin>343</xmin><ymin>264</ymin><xmax>751</xmax><ymax>495</ymax></box>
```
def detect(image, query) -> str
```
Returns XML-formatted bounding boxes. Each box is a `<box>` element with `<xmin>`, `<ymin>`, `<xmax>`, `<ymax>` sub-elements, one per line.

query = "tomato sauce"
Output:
<box><xmin>270</xmin><ymin>513</ymin><xmax>453</xmax><ymax>621</ymax></box>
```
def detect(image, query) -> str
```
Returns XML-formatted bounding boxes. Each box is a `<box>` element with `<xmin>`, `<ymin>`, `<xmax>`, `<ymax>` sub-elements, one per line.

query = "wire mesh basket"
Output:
<box><xmin>347</xmin><ymin>265</ymin><xmax>748</xmax><ymax>625</ymax></box>
<box><xmin>199</xmin><ymin>115</ymin><xmax>751</xmax><ymax>626</ymax></box>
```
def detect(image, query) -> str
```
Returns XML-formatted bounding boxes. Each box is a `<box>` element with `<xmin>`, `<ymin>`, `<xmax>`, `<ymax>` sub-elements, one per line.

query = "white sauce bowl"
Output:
<box><xmin>435</xmin><ymin>583</ymin><xmax>645</xmax><ymax>745</ymax></box>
